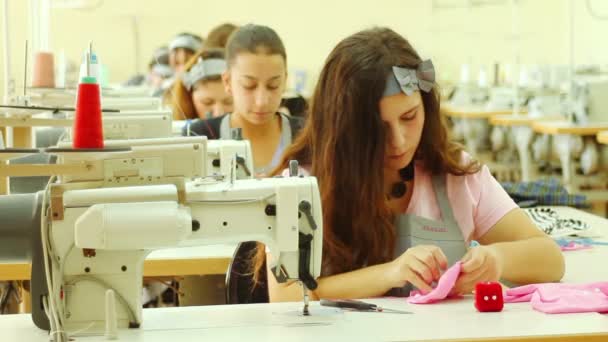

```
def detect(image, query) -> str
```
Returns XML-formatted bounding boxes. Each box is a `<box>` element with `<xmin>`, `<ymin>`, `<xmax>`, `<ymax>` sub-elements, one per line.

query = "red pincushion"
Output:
<box><xmin>475</xmin><ymin>282</ymin><xmax>504</xmax><ymax>312</ymax></box>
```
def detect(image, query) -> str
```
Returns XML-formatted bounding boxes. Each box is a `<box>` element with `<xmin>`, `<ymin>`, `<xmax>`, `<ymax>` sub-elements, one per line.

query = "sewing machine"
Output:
<box><xmin>2</xmin><ymin>108</ymin><xmax>253</xmax><ymax>195</ymax></box>
<box><xmin>25</xmin><ymin>87</ymin><xmax>162</xmax><ymax>110</ymax></box>
<box><xmin>56</xmin><ymin>137</ymin><xmax>254</xmax><ymax>180</ymax></box>
<box><xmin>0</xmin><ymin>107</ymin><xmax>174</xmax><ymax>147</ymax></box>
<box><xmin>0</xmin><ymin>135</ymin><xmax>322</xmax><ymax>341</ymax></box>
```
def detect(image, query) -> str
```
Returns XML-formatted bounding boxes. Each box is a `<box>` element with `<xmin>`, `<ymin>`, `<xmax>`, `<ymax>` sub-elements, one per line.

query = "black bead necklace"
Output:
<box><xmin>389</xmin><ymin>162</ymin><xmax>415</xmax><ymax>199</ymax></box>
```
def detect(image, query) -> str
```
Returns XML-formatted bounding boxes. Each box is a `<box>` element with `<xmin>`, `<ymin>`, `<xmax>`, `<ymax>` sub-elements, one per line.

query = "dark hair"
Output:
<box><xmin>225</xmin><ymin>24</ymin><xmax>286</xmax><ymax>66</ymax></box>
<box><xmin>204</xmin><ymin>23</ymin><xmax>239</xmax><ymax>49</ymax></box>
<box><xmin>251</xmin><ymin>27</ymin><xmax>479</xmax><ymax>282</ymax></box>
<box><xmin>169</xmin><ymin>48</ymin><xmax>226</xmax><ymax>120</ymax></box>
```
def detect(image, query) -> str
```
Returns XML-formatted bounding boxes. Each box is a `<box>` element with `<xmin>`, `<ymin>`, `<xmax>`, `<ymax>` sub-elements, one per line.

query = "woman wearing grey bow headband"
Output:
<box><xmin>250</xmin><ymin>27</ymin><xmax>564</xmax><ymax>302</ymax></box>
<box><xmin>168</xmin><ymin>48</ymin><xmax>233</xmax><ymax>120</ymax></box>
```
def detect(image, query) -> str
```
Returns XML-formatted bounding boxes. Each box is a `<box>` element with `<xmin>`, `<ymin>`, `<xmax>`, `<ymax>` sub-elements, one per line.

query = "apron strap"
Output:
<box><xmin>431</xmin><ymin>174</ymin><xmax>458</xmax><ymax>226</ymax></box>
<box><xmin>258</xmin><ymin>114</ymin><xmax>294</xmax><ymax>175</ymax></box>
<box><xmin>268</xmin><ymin>114</ymin><xmax>292</xmax><ymax>165</ymax></box>
<box><xmin>279</xmin><ymin>113</ymin><xmax>292</xmax><ymax>144</ymax></box>
<box><xmin>219</xmin><ymin>114</ymin><xmax>231</xmax><ymax>140</ymax></box>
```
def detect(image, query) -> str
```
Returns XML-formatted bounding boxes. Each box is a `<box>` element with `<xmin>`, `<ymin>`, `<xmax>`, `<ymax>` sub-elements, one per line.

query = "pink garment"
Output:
<box><xmin>560</xmin><ymin>241</ymin><xmax>593</xmax><ymax>252</ymax></box>
<box><xmin>407</xmin><ymin>262</ymin><xmax>463</xmax><ymax>304</ymax></box>
<box><xmin>284</xmin><ymin>153</ymin><xmax>517</xmax><ymax>241</ymax></box>
<box><xmin>504</xmin><ymin>282</ymin><xmax>608</xmax><ymax>314</ymax></box>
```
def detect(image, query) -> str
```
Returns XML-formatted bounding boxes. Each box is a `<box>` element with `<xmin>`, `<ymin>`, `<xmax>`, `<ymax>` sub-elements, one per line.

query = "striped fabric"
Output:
<box><xmin>525</xmin><ymin>207</ymin><xmax>591</xmax><ymax>237</ymax></box>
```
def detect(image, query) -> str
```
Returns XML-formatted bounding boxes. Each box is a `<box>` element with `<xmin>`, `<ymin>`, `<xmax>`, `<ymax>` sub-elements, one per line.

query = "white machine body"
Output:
<box><xmin>42</xmin><ymin>139</ymin><xmax>321</xmax><ymax>333</ymax></box>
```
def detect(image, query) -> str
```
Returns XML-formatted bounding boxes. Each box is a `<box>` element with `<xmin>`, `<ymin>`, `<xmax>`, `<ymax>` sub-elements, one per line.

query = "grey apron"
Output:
<box><xmin>390</xmin><ymin>174</ymin><xmax>468</xmax><ymax>296</ymax></box>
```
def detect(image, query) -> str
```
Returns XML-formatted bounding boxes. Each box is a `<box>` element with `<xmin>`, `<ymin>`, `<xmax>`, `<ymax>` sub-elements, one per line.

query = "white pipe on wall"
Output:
<box><xmin>511</xmin><ymin>0</ymin><xmax>520</xmax><ymax>115</ymax></box>
<box><xmin>29</xmin><ymin>0</ymin><xmax>40</xmax><ymax>53</ymax></box>
<box><xmin>2</xmin><ymin>0</ymin><xmax>13</xmax><ymax>103</ymax></box>
<box><xmin>568</xmin><ymin>0</ymin><xmax>575</xmax><ymax>123</ymax></box>
<box><xmin>29</xmin><ymin>0</ymin><xmax>51</xmax><ymax>52</ymax></box>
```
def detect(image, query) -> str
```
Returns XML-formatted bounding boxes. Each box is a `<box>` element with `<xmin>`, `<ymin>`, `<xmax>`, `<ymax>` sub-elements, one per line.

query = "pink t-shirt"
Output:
<box><xmin>283</xmin><ymin>155</ymin><xmax>517</xmax><ymax>241</ymax></box>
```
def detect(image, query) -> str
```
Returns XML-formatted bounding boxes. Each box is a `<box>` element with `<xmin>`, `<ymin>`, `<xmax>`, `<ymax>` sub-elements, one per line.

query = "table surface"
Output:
<box><xmin>0</xmin><ymin>244</ymin><xmax>237</xmax><ymax>281</ymax></box>
<box><xmin>441</xmin><ymin>104</ymin><xmax>524</xmax><ymax>119</ymax></box>
<box><xmin>1</xmin><ymin>294</ymin><xmax>607</xmax><ymax>342</ymax></box>
<box><xmin>532</xmin><ymin>120</ymin><xmax>608</xmax><ymax>136</ymax></box>
<box><xmin>597</xmin><ymin>130</ymin><xmax>608</xmax><ymax>145</ymax></box>
<box><xmin>489</xmin><ymin>114</ymin><xmax>566</xmax><ymax>127</ymax></box>
<box><xmin>2</xmin><ymin>207</ymin><xmax>608</xmax><ymax>341</ymax></box>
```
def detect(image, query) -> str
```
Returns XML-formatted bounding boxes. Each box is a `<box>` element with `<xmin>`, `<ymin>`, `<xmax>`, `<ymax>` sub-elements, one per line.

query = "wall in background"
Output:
<box><xmin>1</xmin><ymin>0</ymin><xmax>608</xmax><ymax>98</ymax></box>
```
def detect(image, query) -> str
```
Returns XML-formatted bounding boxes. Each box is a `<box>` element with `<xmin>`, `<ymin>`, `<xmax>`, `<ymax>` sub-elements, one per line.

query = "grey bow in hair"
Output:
<box><xmin>384</xmin><ymin>59</ymin><xmax>435</xmax><ymax>97</ymax></box>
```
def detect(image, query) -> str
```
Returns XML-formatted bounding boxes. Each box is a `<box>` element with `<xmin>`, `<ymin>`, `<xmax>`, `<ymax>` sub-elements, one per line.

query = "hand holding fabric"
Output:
<box><xmin>389</xmin><ymin>244</ymin><xmax>448</xmax><ymax>293</ymax></box>
<box><xmin>451</xmin><ymin>245</ymin><xmax>503</xmax><ymax>295</ymax></box>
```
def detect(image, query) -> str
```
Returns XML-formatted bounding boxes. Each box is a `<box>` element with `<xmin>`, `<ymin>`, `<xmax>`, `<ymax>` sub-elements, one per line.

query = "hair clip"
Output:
<box><xmin>383</xmin><ymin>59</ymin><xmax>435</xmax><ymax>97</ymax></box>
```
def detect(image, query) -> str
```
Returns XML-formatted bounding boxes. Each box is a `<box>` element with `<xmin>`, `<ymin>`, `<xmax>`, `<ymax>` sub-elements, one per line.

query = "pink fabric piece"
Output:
<box><xmin>407</xmin><ymin>262</ymin><xmax>463</xmax><ymax>304</ymax></box>
<box><xmin>503</xmin><ymin>284</ymin><xmax>537</xmax><ymax>303</ymax></box>
<box><xmin>504</xmin><ymin>282</ymin><xmax>608</xmax><ymax>314</ymax></box>
<box><xmin>284</xmin><ymin>153</ymin><xmax>518</xmax><ymax>242</ymax></box>
<box><xmin>560</xmin><ymin>241</ymin><xmax>593</xmax><ymax>252</ymax></box>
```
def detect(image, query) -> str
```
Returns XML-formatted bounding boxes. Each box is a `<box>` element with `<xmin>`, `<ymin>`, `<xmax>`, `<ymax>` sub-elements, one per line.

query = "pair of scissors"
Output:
<box><xmin>320</xmin><ymin>299</ymin><xmax>412</xmax><ymax>314</ymax></box>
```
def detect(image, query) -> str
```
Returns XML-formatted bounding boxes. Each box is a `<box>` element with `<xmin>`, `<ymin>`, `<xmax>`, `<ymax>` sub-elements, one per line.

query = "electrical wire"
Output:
<box><xmin>41</xmin><ymin>175</ymin><xmax>65</xmax><ymax>342</ymax></box>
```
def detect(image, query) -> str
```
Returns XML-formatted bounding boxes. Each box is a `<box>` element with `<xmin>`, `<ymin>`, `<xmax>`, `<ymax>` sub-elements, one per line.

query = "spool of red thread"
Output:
<box><xmin>72</xmin><ymin>76</ymin><xmax>104</xmax><ymax>148</ymax></box>
<box><xmin>32</xmin><ymin>52</ymin><xmax>55</xmax><ymax>88</ymax></box>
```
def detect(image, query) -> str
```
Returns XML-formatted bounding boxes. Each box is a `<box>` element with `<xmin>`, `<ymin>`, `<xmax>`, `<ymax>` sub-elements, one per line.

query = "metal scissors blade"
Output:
<box><xmin>320</xmin><ymin>299</ymin><xmax>412</xmax><ymax>314</ymax></box>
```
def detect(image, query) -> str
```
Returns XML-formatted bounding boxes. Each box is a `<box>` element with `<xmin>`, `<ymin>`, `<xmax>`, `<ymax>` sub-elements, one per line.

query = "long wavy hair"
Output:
<box><xmin>252</xmin><ymin>27</ymin><xmax>479</xmax><ymax>284</ymax></box>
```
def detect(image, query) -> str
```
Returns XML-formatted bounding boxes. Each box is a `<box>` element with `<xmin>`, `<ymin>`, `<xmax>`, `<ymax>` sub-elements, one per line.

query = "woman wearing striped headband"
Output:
<box><xmin>169</xmin><ymin>48</ymin><xmax>233</xmax><ymax>120</ymax></box>
<box><xmin>168</xmin><ymin>32</ymin><xmax>203</xmax><ymax>73</ymax></box>
<box><xmin>248</xmin><ymin>27</ymin><xmax>564</xmax><ymax>303</ymax></box>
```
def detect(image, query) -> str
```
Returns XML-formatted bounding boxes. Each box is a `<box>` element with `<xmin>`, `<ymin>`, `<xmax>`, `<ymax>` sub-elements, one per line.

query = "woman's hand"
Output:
<box><xmin>389</xmin><ymin>245</ymin><xmax>448</xmax><ymax>293</ymax></box>
<box><xmin>451</xmin><ymin>245</ymin><xmax>504</xmax><ymax>295</ymax></box>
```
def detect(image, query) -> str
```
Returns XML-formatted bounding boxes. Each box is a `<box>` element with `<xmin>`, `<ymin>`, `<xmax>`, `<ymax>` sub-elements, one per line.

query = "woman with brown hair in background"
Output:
<box><xmin>203</xmin><ymin>23</ymin><xmax>238</xmax><ymax>49</ymax></box>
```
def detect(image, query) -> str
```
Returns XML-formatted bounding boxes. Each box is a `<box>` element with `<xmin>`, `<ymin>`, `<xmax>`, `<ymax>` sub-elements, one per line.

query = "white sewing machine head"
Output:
<box><xmin>55</xmin><ymin>136</ymin><xmax>254</xmax><ymax>181</ymax></box>
<box><xmin>19</xmin><ymin>137</ymin><xmax>321</xmax><ymax>337</ymax></box>
<box><xmin>26</xmin><ymin>87</ymin><xmax>162</xmax><ymax>110</ymax></box>
<box><xmin>96</xmin><ymin>110</ymin><xmax>174</xmax><ymax>140</ymax></box>
<box><xmin>570</xmin><ymin>76</ymin><xmax>608</xmax><ymax>125</ymax></box>
<box><xmin>0</xmin><ymin>107</ymin><xmax>174</xmax><ymax>147</ymax></box>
